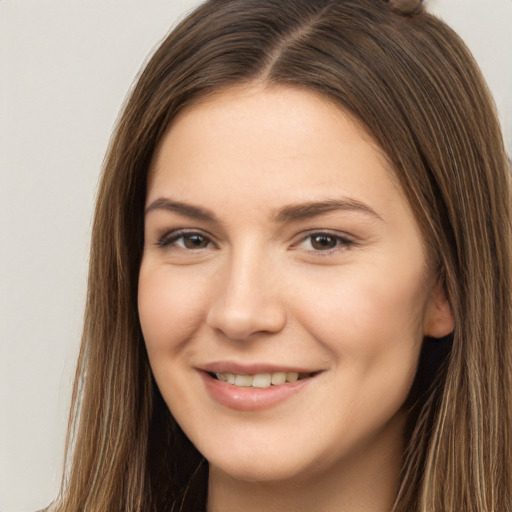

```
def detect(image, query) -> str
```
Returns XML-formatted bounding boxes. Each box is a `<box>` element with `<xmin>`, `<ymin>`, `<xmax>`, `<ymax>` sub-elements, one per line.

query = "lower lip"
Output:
<box><xmin>200</xmin><ymin>371</ymin><xmax>315</xmax><ymax>411</ymax></box>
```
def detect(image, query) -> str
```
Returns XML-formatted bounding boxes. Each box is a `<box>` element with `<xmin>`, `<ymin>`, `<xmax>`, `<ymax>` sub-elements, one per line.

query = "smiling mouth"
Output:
<box><xmin>209</xmin><ymin>371</ymin><xmax>316</xmax><ymax>389</ymax></box>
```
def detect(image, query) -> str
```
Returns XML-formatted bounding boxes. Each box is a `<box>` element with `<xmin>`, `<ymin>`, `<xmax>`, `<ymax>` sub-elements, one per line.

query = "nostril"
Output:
<box><xmin>206</xmin><ymin>303</ymin><xmax>286</xmax><ymax>341</ymax></box>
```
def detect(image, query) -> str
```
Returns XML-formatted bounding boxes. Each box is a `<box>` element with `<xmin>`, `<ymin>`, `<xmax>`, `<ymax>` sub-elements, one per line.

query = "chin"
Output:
<box><xmin>197</xmin><ymin>433</ymin><xmax>328</xmax><ymax>484</ymax></box>
<box><xmin>208</xmin><ymin>456</ymin><xmax>313</xmax><ymax>484</ymax></box>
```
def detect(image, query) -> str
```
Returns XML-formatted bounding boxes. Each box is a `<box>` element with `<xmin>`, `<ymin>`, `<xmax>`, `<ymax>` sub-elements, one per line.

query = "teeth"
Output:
<box><xmin>252</xmin><ymin>373</ymin><xmax>271</xmax><ymax>388</ymax></box>
<box><xmin>214</xmin><ymin>371</ymin><xmax>309</xmax><ymax>388</ymax></box>
<box><xmin>234</xmin><ymin>374</ymin><xmax>252</xmax><ymax>387</ymax></box>
<box><xmin>271</xmin><ymin>372</ymin><xmax>287</xmax><ymax>385</ymax></box>
<box><xmin>286</xmin><ymin>372</ymin><xmax>299</xmax><ymax>383</ymax></box>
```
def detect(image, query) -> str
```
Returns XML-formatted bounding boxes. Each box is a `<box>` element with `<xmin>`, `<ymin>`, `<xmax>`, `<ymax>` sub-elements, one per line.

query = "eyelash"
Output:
<box><xmin>156</xmin><ymin>229</ymin><xmax>355</xmax><ymax>254</ymax></box>
<box><xmin>294</xmin><ymin>231</ymin><xmax>355</xmax><ymax>253</ymax></box>
<box><xmin>156</xmin><ymin>229</ymin><xmax>216</xmax><ymax>250</ymax></box>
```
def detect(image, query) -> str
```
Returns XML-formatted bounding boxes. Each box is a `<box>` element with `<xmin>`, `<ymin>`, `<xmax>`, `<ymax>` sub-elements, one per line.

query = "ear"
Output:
<box><xmin>423</xmin><ymin>278</ymin><xmax>454</xmax><ymax>338</ymax></box>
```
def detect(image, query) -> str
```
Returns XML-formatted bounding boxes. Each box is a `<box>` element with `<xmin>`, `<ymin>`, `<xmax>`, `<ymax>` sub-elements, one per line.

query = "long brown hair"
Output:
<box><xmin>53</xmin><ymin>1</ymin><xmax>512</xmax><ymax>510</ymax></box>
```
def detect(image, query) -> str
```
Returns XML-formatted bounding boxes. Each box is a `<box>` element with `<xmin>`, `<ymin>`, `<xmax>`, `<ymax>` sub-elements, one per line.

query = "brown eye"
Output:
<box><xmin>296</xmin><ymin>232</ymin><xmax>355</xmax><ymax>254</ymax></box>
<box><xmin>310</xmin><ymin>234</ymin><xmax>338</xmax><ymax>250</ymax></box>
<box><xmin>157</xmin><ymin>231</ymin><xmax>215</xmax><ymax>250</ymax></box>
<box><xmin>182</xmin><ymin>234</ymin><xmax>210</xmax><ymax>249</ymax></box>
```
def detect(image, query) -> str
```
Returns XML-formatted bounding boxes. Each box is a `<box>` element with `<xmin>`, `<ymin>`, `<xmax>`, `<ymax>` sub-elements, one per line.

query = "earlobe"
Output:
<box><xmin>424</xmin><ymin>279</ymin><xmax>454</xmax><ymax>338</ymax></box>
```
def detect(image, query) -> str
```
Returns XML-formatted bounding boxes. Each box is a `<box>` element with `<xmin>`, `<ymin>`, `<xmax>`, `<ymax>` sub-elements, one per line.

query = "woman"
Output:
<box><xmin>52</xmin><ymin>0</ymin><xmax>512</xmax><ymax>510</ymax></box>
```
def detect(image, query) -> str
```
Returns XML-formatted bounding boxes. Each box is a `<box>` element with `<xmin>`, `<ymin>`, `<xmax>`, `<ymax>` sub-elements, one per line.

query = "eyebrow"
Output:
<box><xmin>145</xmin><ymin>196</ymin><xmax>382</xmax><ymax>223</ymax></box>
<box><xmin>145</xmin><ymin>198</ymin><xmax>218</xmax><ymax>222</ymax></box>
<box><xmin>274</xmin><ymin>198</ymin><xmax>383</xmax><ymax>223</ymax></box>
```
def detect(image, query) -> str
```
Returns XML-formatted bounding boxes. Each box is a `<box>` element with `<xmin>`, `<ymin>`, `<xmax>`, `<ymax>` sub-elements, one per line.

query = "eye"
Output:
<box><xmin>157</xmin><ymin>230</ymin><xmax>215</xmax><ymax>250</ymax></box>
<box><xmin>309</xmin><ymin>234</ymin><xmax>339</xmax><ymax>251</ymax></box>
<box><xmin>296</xmin><ymin>231</ymin><xmax>354</xmax><ymax>253</ymax></box>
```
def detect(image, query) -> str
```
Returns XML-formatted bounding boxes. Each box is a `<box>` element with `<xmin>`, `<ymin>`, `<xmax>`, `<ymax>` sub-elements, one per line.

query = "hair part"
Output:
<box><xmin>53</xmin><ymin>1</ymin><xmax>512</xmax><ymax>511</ymax></box>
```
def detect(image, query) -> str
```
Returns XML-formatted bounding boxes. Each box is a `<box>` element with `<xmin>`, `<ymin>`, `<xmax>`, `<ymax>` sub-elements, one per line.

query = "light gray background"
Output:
<box><xmin>1</xmin><ymin>1</ymin><xmax>511</xmax><ymax>511</ymax></box>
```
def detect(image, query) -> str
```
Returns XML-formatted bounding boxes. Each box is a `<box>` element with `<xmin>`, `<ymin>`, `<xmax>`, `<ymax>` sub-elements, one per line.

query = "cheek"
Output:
<box><xmin>138</xmin><ymin>264</ymin><xmax>207</xmax><ymax>355</ymax></box>
<box><xmin>291</xmin><ymin>261</ymin><xmax>429</xmax><ymax>364</ymax></box>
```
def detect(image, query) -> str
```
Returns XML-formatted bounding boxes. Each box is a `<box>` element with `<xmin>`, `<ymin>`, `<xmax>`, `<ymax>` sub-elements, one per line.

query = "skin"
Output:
<box><xmin>138</xmin><ymin>85</ymin><xmax>453</xmax><ymax>512</ymax></box>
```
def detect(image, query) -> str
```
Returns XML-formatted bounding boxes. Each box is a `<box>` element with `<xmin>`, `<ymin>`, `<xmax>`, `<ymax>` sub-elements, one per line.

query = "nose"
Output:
<box><xmin>206</xmin><ymin>248</ymin><xmax>287</xmax><ymax>341</ymax></box>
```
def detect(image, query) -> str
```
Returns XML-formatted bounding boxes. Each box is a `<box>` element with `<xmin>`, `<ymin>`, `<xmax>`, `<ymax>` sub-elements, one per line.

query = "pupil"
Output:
<box><xmin>311</xmin><ymin>235</ymin><xmax>336</xmax><ymax>250</ymax></box>
<box><xmin>185</xmin><ymin>235</ymin><xmax>207</xmax><ymax>249</ymax></box>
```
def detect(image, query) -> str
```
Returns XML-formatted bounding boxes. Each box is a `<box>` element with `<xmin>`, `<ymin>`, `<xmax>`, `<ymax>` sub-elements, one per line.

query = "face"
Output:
<box><xmin>138</xmin><ymin>86</ymin><xmax>452</xmax><ymax>484</ymax></box>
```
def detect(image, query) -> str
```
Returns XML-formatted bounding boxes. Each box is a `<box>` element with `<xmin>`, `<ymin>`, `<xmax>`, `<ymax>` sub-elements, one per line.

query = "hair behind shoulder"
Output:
<box><xmin>53</xmin><ymin>1</ymin><xmax>512</xmax><ymax>511</ymax></box>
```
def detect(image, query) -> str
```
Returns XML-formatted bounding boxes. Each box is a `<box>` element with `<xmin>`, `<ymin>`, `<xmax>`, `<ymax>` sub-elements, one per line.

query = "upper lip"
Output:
<box><xmin>200</xmin><ymin>361</ymin><xmax>322</xmax><ymax>375</ymax></box>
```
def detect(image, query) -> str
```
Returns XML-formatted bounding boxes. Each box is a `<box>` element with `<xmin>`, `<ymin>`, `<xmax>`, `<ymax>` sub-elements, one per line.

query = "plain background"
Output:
<box><xmin>1</xmin><ymin>1</ymin><xmax>511</xmax><ymax>511</ymax></box>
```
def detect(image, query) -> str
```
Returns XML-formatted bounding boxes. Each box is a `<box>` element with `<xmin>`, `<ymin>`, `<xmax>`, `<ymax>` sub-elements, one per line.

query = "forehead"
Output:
<box><xmin>147</xmin><ymin>85</ymin><xmax>405</xmax><ymax>219</ymax></box>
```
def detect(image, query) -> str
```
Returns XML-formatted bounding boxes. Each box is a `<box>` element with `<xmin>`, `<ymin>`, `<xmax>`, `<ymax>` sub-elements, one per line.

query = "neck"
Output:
<box><xmin>206</xmin><ymin>411</ymin><xmax>406</xmax><ymax>512</ymax></box>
